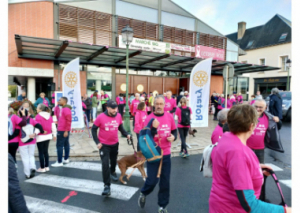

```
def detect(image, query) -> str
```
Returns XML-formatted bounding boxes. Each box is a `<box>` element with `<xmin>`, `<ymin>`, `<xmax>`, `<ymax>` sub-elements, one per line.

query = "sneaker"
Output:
<box><xmin>111</xmin><ymin>172</ymin><xmax>118</xmax><ymax>181</ymax></box>
<box><xmin>185</xmin><ymin>153</ymin><xmax>190</xmax><ymax>157</ymax></box>
<box><xmin>63</xmin><ymin>159</ymin><xmax>70</xmax><ymax>164</ymax></box>
<box><xmin>102</xmin><ymin>185</ymin><xmax>111</xmax><ymax>197</ymax></box>
<box><xmin>179</xmin><ymin>152</ymin><xmax>184</xmax><ymax>156</ymax></box>
<box><xmin>138</xmin><ymin>193</ymin><xmax>146</xmax><ymax>208</ymax></box>
<box><xmin>45</xmin><ymin>167</ymin><xmax>50</xmax><ymax>172</ymax></box>
<box><xmin>51</xmin><ymin>162</ymin><xmax>63</xmax><ymax>167</ymax></box>
<box><xmin>158</xmin><ymin>207</ymin><xmax>168</xmax><ymax>213</ymax></box>
<box><xmin>25</xmin><ymin>175</ymin><xmax>31</xmax><ymax>179</ymax></box>
<box><xmin>30</xmin><ymin>169</ymin><xmax>36</xmax><ymax>178</ymax></box>
<box><xmin>36</xmin><ymin>168</ymin><xmax>46</xmax><ymax>173</ymax></box>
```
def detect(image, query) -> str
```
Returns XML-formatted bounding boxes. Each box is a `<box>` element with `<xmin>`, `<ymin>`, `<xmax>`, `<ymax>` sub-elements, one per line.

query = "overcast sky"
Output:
<box><xmin>173</xmin><ymin>0</ymin><xmax>291</xmax><ymax>35</ymax></box>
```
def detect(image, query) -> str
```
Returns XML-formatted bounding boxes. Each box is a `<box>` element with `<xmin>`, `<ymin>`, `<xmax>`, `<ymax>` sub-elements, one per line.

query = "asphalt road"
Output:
<box><xmin>17</xmin><ymin>153</ymin><xmax>291</xmax><ymax>213</ymax></box>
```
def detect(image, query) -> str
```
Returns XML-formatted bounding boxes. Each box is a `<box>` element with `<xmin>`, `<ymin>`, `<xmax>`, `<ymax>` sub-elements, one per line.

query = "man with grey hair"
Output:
<box><xmin>138</xmin><ymin>95</ymin><xmax>177</xmax><ymax>213</ymax></box>
<box><xmin>247</xmin><ymin>99</ymin><xmax>281</xmax><ymax>202</ymax></box>
<box><xmin>211</xmin><ymin>108</ymin><xmax>229</xmax><ymax>144</ymax></box>
<box><xmin>269</xmin><ymin>87</ymin><xmax>283</xmax><ymax>120</ymax></box>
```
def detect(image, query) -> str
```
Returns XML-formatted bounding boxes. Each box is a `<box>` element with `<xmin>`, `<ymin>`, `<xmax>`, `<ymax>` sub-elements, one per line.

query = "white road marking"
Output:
<box><xmin>64</xmin><ymin>162</ymin><xmax>147</xmax><ymax>177</ymax></box>
<box><xmin>279</xmin><ymin>180</ymin><xmax>292</xmax><ymax>188</ymax></box>
<box><xmin>264</xmin><ymin>163</ymin><xmax>283</xmax><ymax>171</ymax></box>
<box><xmin>24</xmin><ymin>196</ymin><xmax>99</xmax><ymax>213</ymax></box>
<box><xmin>25</xmin><ymin>174</ymin><xmax>139</xmax><ymax>201</ymax></box>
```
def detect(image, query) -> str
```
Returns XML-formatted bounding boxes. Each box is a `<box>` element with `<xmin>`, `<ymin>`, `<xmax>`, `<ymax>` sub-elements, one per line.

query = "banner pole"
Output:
<box><xmin>225</xmin><ymin>66</ymin><xmax>228</xmax><ymax>109</ymax></box>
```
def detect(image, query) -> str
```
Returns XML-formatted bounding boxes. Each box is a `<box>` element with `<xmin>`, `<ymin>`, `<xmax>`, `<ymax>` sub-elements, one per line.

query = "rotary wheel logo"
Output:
<box><xmin>64</xmin><ymin>71</ymin><xmax>78</xmax><ymax>88</ymax></box>
<box><xmin>137</xmin><ymin>84</ymin><xmax>144</xmax><ymax>92</ymax></box>
<box><xmin>193</xmin><ymin>71</ymin><xmax>208</xmax><ymax>87</ymax></box>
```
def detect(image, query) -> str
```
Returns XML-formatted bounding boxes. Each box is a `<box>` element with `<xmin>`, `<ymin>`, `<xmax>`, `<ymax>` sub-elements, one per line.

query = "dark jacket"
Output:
<box><xmin>33</xmin><ymin>97</ymin><xmax>50</xmax><ymax>108</ymax></box>
<box><xmin>264</xmin><ymin>111</ymin><xmax>284</xmax><ymax>153</ymax></box>
<box><xmin>17</xmin><ymin>95</ymin><xmax>26</xmax><ymax>101</ymax></box>
<box><xmin>84</xmin><ymin>97</ymin><xmax>93</xmax><ymax>110</ymax></box>
<box><xmin>268</xmin><ymin>94</ymin><xmax>283</xmax><ymax>119</ymax></box>
<box><xmin>8</xmin><ymin>154</ymin><xmax>30</xmax><ymax>213</ymax></box>
<box><xmin>176</xmin><ymin>95</ymin><xmax>183</xmax><ymax>106</ymax></box>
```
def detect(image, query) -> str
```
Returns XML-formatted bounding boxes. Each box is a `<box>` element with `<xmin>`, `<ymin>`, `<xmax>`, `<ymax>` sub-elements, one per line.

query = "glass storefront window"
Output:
<box><xmin>137</xmin><ymin>70</ymin><xmax>154</xmax><ymax>76</ymax></box>
<box><xmin>182</xmin><ymin>72</ymin><xmax>190</xmax><ymax>77</ymax></box>
<box><xmin>154</xmin><ymin>71</ymin><xmax>167</xmax><ymax>76</ymax></box>
<box><xmin>224</xmin><ymin>76</ymin><xmax>249</xmax><ymax>100</ymax></box>
<box><xmin>119</xmin><ymin>68</ymin><xmax>137</xmax><ymax>74</ymax></box>
<box><xmin>169</xmin><ymin>72</ymin><xmax>181</xmax><ymax>77</ymax></box>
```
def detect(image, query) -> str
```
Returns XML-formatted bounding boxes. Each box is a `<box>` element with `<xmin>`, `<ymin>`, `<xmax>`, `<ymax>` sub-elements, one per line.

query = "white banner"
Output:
<box><xmin>189</xmin><ymin>58</ymin><xmax>212</xmax><ymax>127</ymax></box>
<box><xmin>119</xmin><ymin>36</ymin><xmax>171</xmax><ymax>54</ymax></box>
<box><xmin>62</xmin><ymin>58</ymin><xmax>84</xmax><ymax>129</ymax></box>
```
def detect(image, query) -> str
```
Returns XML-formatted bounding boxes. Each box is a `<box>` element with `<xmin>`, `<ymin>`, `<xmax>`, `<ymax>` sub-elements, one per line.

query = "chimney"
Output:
<box><xmin>237</xmin><ymin>22</ymin><xmax>246</xmax><ymax>39</ymax></box>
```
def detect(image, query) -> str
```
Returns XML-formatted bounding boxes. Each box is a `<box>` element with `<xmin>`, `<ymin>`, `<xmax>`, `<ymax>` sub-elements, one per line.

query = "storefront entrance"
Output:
<box><xmin>254</xmin><ymin>77</ymin><xmax>290</xmax><ymax>99</ymax></box>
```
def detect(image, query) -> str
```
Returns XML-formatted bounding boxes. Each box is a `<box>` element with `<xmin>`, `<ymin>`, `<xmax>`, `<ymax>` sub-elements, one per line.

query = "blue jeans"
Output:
<box><xmin>141</xmin><ymin>154</ymin><xmax>171</xmax><ymax>208</ymax></box>
<box><xmin>92</xmin><ymin>107</ymin><xmax>97</xmax><ymax>120</ymax></box>
<box><xmin>85</xmin><ymin>109</ymin><xmax>91</xmax><ymax>123</ymax></box>
<box><xmin>56</xmin><ymin>131</ymin><xmax>70</xmax><ymax>163</ymax></box>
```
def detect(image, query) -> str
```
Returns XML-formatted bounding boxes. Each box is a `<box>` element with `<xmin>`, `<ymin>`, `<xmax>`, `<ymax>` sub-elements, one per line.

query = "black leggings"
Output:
<box><xmin>8</xmin><ymin>142</ymin><xmax>19</xmax><ymax>163</ymax></box>
<box><xmin>178</xmin><ymin>127</ymin><xmax>189</xmax><ymax>153</ymax></box>
<box><xmin>37</xmin><ymin>140</ymin><xmax>50</xmax><ymax>168</ymax></box>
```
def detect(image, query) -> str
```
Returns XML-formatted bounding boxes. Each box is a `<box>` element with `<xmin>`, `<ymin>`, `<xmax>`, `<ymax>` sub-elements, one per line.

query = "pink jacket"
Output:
<box><xmin>134</xmin><ymin>110</ymin><xmax>148</xmax><ymax>133</ymax></box>
<box><xmin>35</xmin><ymin>113</ymin><xmax>53</xmax><ymax>135</ymax></box>
<box><xmin>57</xmin><ymin>106</ymin><xmax>72</xmax><ymax>131</ymax></box>
<box><xmin>116</xmin><ymin>96</ymin><xmax>126</xmax><ymax>105</ymax></box>
<box><xmin>54</xmin><ymin>106</ymin><xmax>61</xmax><ymax>122</ymax></box>
<box><xmin>237</xmin><ymin>95</ymin><xmax>243</xmax><ymax>103</ymax></box>
<box><xmin>217</xmin><ymin>98</ymin><xmax>225</xmax><ymax>110</ymax></box>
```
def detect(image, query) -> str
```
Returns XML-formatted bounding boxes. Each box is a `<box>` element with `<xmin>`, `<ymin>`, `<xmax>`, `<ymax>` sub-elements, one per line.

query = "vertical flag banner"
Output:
<box><xmin>62</xmin><ymin>58</ymin><xmax>84</xmax><ymax>129</ymax></box>
<box><xmin>189</xmin><ymin>58</ymin><xmax>212</xmax><ymax>127</ymax></box>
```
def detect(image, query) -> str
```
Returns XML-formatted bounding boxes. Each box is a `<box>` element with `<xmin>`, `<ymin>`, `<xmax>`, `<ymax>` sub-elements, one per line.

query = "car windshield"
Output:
<box><xmin>280</xmin><ymin>92</ymin><xmax>291</xmax><ymax>100</ymax></box>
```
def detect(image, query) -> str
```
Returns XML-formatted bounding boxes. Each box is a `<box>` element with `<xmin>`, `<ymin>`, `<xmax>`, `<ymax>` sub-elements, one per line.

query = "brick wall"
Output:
<box><xmin>8</xmin><ymin>2</ymin><xmax>54</xmax><ymax>69</ymax></box>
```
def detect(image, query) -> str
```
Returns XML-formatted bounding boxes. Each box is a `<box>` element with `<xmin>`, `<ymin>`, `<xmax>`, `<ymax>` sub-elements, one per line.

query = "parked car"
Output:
<box><xmin>265</xmin><ymin>91</ymin><xmax>291</xmax><ymax>121</ymax></box>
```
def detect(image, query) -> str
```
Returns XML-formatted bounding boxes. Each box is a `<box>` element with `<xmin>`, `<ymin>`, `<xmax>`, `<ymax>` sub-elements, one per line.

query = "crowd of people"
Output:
<box><xmin>8</xmin><ymin>86</ymin><xmax>291</xmax><ymax>213</ymax></box>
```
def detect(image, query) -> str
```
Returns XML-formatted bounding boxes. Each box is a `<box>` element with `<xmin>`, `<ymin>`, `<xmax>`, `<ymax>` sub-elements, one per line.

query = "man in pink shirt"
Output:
<box><xmin>211</xmin><ymin>108</ymin><xmax>229</xmax><ymax>144</ymax></box>
<box><xmin>164</xmin><ymin>90</ymin><xmax>177</xmax><ymax>114</ymax></box>
<box><xmin>246</xmin><ymin>99</ymin><xmax>281</xmax><ymax>201</ymax></box>
<box><xmin>138</xmin><ymin>95</ymin><xmax>177</xmax><ymax>213</ymax></box>
<box><xmin>52</xmin><ymin>97</ymin><xmax>72</xmax><ymax>167</ymax></box>
<box><xmin>92</xmin><ymin>100</ymin><xmax>131</xmax><ymax>197</ymax></box>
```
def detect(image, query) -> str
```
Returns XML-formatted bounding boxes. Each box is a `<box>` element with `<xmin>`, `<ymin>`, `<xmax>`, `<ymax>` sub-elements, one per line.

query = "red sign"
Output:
<box><xmin>195</xmin><ymin>45</ymin><xmax>225</xmax><ymax>61</ymax></box>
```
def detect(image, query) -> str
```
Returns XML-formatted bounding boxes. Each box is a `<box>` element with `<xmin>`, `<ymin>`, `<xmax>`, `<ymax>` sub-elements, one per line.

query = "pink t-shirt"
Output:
<box><xmin>175</xmin><ymin>106</ymin><xmax>192</xmax><ymax>128</ymax></box>
<box><xmin>18</xmin><ymin>117</ymin><xmax>39</xmax><ymax>147</ymax></box>
<box><xmin>8</xmin><ymin>115</ymin><xmax>22</xmax><ymax>143</ymax></box>
<box><xmin>247</xmin><ymin>114</ymin><xmax>269</xmax><ymax>149</ymax></box>
<box><xmin>209</xmin><ymin>132</ymin><xmax>263</xmax><ymax>213</ymax></box>
<box><xmin>94</xmin><ymin>113</ymin><xmax>123</xmax><ymax>145</ymax></box>
<box><xmin>217</xmin><ymin>97</ymin><xmax>225</xmax><ymax>110</ymax></box>
<box><xmin>144</xmin><ymin>113</ymin><xmax>176</xmax><ymax>156</ymax></box>
<box><xmin>250</xmin><ymin>99</ymin><xmax>256</xmax><ymax>105</ymax></box>
<box><xmin>43</xmin><ymin>98</ymin><xmax>49</xmax><ymax>107</ymax></box>
<box><xmin>211</xmin><ymin>124</ymin><xmax>223</xmax><ymax>145</ymax></box>
<box><xmin>134</xmin><ymin>110</ymin><xmax>148</xmax><ymax>133</ymax></box>
<box><xmin>131</xmin><ymin>99</ymin><xmax>140</xmax><ymax>115</ymax></box>
<box><xmin>164</xmin><ymin>97</ymin><xmax>176</xmax><ymax>112</ymax></box>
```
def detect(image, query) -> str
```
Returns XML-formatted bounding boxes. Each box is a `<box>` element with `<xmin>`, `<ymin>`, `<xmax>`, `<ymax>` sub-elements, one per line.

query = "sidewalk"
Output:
<box><xmin>18</xmin><ymin>115</ymin><xmax>218</xmax><ymax>160</ymax></box>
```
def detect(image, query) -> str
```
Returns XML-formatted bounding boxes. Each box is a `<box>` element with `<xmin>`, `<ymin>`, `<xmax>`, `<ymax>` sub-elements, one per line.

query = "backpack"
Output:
<box><xmin>180</xmin><ymin>107</ymin><xmax>190</xmax><ymax>126</ymax></box>
<box><xmin>199</xmin><ymin>143</ymin><xmax>218</xmax><ymax>178</ymax></box>
<box><xmin>21</xmin><ymin>118</ymin><xmax>35</xmax><ymax>143</ymax></box>
<box><xmin>139</xmin><ymin>118</ymin><xmax>164</xmax><ymax>177</ymax></box>
<box><xmin>8</xmin><ymin>115</ymin><xmax>13</xmax><ymax>136</ymax></box>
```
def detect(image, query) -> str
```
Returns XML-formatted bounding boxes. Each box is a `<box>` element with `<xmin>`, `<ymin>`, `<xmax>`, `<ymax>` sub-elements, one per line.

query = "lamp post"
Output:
<box><xmin>121</xmin><ymin>25</ymin><xmax>134</xmax><ymax>134</ymax></box>
<box><xmin>286</xmin><ymin>59</ymin><xmax>291</xmax><ymax>91</ymax></box>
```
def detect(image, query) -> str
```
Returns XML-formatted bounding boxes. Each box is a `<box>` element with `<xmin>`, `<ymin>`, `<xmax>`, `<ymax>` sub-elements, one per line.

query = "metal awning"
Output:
<box><xmin>15</xmin><ymin>35</ymin><xmax>280</xmax><ymax>75</ymax></box>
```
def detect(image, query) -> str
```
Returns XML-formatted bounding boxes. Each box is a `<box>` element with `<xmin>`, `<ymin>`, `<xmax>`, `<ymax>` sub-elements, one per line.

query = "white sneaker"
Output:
<box><xmin>36</xmin><ymin>168</ymin><xmax>46</xmax><ymax>173</ymax></box>
<box><xmin>45</xmin><ymin>167</ymin><xmax>50</xmax><ymax>172</ymax></box>
<box><xmin>63</xmin><ymin>159</ymin><xmax>70</xmax><ymax>164</ymax></box>
<box><xmin>51</xmin><ymin>162</ymin><xmax>63</xmax><ymax>167</ymax></box>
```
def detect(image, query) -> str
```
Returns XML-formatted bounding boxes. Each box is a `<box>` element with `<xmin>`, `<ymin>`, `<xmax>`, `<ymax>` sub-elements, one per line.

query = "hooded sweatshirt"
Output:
<box><xmin>134</xmin><ymin>110</ymin><xmax>148</xmax><ymax>133</ymax></box>
<box><xmin>35</xmin><ymin>112</ymin><xmax>57</xmax><ymax>142</ymax></box>
<box><xmin>57</xmin><ymin>105</ymin><xmax>72</xmax><ymax>131</ymax></box>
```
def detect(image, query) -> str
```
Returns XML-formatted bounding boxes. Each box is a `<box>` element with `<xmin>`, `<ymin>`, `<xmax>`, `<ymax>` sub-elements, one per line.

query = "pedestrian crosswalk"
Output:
<box><xmin>26</xmin><ymin>174</ymin><xmax>139</xmax><ymax>201</ymax></box>
<box><xmin>25</xmin><ymin>196</ymin><xmax>100</xmax><ymax>213</ymax></box>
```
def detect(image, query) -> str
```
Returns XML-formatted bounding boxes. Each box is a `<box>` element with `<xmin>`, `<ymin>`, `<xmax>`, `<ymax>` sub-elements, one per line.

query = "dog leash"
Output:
<box><xmin>127</xmin><ymin>136</ymin><xmax>136</xmax><ymax>152</ymax></box>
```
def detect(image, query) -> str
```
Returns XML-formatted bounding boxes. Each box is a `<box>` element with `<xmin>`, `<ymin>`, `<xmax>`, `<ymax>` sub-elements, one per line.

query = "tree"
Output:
<box><xmin>8</xmin><ymin>85</ymin><xmax>17</xmax><ymax>97</ymax></box>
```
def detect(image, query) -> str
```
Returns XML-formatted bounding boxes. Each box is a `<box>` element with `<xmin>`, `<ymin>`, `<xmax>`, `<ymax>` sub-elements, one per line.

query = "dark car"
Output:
<box><xmin>266</xmin><ymin>91</ymin><xmax>291</xmax><ymax>121</ymax></box>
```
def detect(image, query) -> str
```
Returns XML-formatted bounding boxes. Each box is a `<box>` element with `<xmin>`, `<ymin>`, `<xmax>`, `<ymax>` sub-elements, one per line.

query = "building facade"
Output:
<box><xmin>8</xmin><ymin>0</ymin><xmax>242</xmax><ymax>105</ymax></box>
<box><xmin>226</xmin><ymin>14</ymin><xmax>292</xmax><ymax>99</ymax></box>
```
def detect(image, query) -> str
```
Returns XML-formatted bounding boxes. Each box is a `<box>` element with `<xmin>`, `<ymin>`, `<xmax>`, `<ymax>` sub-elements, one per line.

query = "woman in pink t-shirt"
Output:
<box><xmin>210</xmin><ymin>104</ymin><xmax>290</xmax><ymax>213</ymax></box>
<box><xmin>134</xmin><ymin>102</ymin><xmax>148</xmax><ymax>151</ymax></box>
<box><xmin>211</xmin><ymin>108</ymin><xmax>229</xmax><ymax>145</ymax></box>
<box><xmin>8</xmin><ymin>107</ymin><xmax>27</xmax><ymax>164</ymax></box>
<box><xmin>17</xmin><ymin>102</ymin><xmax>45</xmax><ymax>179</ymax></box>
<box><xmin>175</xmin><ymin>97</ymin><xmax>192</xmax><ymax>158</ymax></box>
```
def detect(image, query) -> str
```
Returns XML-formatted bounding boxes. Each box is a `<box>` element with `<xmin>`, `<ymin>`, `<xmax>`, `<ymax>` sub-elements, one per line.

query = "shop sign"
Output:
<box><xmin>195</xmin><ymin>45</ymin><xmax>225</xmax><ymax>61</ymax></box>
<box><xmin>119</xmin><ymin>36</ymin><xmax>171</xmax><ymax>54</ymax></box>
<box><xmin>171</xmin><ymin>43</ymin><xmax>195</xmax><ymax>52</ymax></box>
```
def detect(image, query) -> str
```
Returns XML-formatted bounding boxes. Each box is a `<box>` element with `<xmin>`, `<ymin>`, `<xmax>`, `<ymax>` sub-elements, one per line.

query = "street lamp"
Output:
<box><xmin>121</xmin><ymin>25</ymin><xmax>134</xmax><ymax>134</ymax></box>
<box><xmin>286</xmin><ymin>59</ymin><xmax>291</xmax><ymax>91</ymax></box>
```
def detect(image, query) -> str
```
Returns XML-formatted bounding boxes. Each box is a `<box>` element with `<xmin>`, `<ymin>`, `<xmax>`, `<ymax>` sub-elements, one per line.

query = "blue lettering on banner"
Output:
<box><xmin>195</xmin><ymin>89</ymin><xmax>203</xmax><ymax>120</ymax></box>
<box><xmin>68</xmin><ymin>89</ymin><xmax>78</xmax><ymax>122</ymax></box>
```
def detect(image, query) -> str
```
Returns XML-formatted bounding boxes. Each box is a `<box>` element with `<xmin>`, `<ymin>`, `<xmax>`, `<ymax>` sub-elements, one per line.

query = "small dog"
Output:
<box><xmin>189</xmin><ymin>128</ymin><xmax>197</xmax><ymax>137</ymax></box>
<box><xmin>117</xmin><ymin>151</ymin><xmax>147</xmax><ymax>185</ymax></box>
